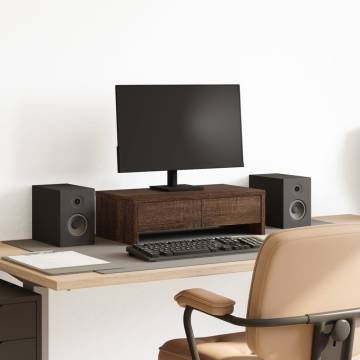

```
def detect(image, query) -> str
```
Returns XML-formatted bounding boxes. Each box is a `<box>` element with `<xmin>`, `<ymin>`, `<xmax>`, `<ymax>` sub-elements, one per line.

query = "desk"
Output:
<box><xmin>0</xmin><ymin>214</ymin><xmax>359</xmax><ymax>360</ymax></box>
<box><xmin>0</xmin><ymin>214</ymin><xmax>358</xmax><ymax>291</ymax></box>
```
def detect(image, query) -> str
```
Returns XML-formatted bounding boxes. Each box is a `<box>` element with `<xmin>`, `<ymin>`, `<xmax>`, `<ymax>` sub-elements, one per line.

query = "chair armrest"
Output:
<box><xmin>174</xmin><ymin>288</ymin><xmax>235</xmax><ymax>316</ymax></box>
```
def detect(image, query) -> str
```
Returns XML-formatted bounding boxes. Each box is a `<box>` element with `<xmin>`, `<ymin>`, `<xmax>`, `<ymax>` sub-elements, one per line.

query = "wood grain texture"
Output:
<box><xmin>138</xmin><ymin>200</ymin><xmax>201</xmax><ymax>232</ymax></box>
<box><xmin>0</xmin><ymin>253</ymin><xmax>255</xmax><ymax>291</ymax></box>
<box><xmin>100</xmin><ymin>184</ymin><xmax>263</xmax><ymax>202</ymax></box>
<box><xmin>96</xmin><ymin>193</ymin><xmax>138</xmax><ymax>244</ymax></box>
<box><xmin>96</xmin><ymin>185</ymin><xmax>266</xmax><ymax>244</ymax></box>
<box><xmin>0</xmin><ymin>214</ymin><xmax>358</xmax><ymax>291</ymax></box>
<box><xmin>0</xmin><ymin>237</ymin><xmax>256</xmax><ymax>291</ymax></box>
<box><xmin>202</xmin><ymin>196</ymin><xmax>261</xmax><ymax>227</ymax></box>
<box><xmin>0</xmin><ymin>242</ymin><xmax>26</xmax><ymax>257</ymax></box>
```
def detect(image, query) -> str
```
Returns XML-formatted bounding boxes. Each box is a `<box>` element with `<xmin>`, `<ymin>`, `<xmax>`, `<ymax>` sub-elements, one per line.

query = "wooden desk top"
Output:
<box><xmin>0</xmin><ymin>214</ymin><xmax>358</xmax><ymax>291</ymax></box>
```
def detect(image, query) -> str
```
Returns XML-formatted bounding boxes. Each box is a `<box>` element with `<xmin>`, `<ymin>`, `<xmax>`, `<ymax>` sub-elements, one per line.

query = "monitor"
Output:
<box><xmin>115</xmin><ymin>84</ymin><xmax>243</xmax><ymax>191</ymax></box>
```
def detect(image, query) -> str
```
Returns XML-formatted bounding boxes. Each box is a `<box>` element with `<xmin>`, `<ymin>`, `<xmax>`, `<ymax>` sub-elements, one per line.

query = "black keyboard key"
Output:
<box><xmin>138</xmin><ymin>247</ymin><xmax>160</xmax><ymax>258</ymax></box>
<box><xmin>209</xmin><ymin>246</ymin><xmax>220</xmax><ymax>252</ymax></box>
<box><xmin>172</xmin><ymin>248</ymin><xmax>210</xmax><ymax>256</ymax></box>
<box><xmin>127</xmin><ymin>236</ymin><xmax>263</xmax><ymax>261</ymax></box>
<box><xmin>159</xmin><ymin>250</ymin><xmax>172</xmax><ymax>256</ymax></box>
<box><xmin>219</xmin><ymin>244</ymin><xmax>233</xmax><ymax>251</ymax></box>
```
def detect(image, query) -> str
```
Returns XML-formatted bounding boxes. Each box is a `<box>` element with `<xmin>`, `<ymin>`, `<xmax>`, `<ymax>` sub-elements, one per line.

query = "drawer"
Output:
<box><xmin>0</xmin><ymin>302</ymin><xmax>37</xmax><ymax>341</ymax></box>
<box><xmin>0</xmin><ymin>338</ymin><xmax>36</xmax><ymax>360</ymax></box>
<box><xmin>138</xmin><ymin>200</ymin><xmax>201</xmax><ymax>232</ymax></box>
<box><xmin>202</xmin><ymin>196</ymin><xmax>261</xmax><ymax>227</ymax></box>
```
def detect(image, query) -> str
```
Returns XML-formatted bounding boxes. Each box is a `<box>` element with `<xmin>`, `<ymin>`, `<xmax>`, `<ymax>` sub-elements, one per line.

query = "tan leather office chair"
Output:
<box><xmin>158</xmin><ymin>224</ymin><xmax>360</xmax><ymax>360</ymax></box>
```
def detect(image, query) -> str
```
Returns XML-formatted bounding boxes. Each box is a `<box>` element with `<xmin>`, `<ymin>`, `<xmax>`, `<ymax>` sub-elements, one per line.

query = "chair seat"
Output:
<box><xmin>158</xmin><ymin>332</ymin><xmax>262</xmax><ymax>360</ymax></box>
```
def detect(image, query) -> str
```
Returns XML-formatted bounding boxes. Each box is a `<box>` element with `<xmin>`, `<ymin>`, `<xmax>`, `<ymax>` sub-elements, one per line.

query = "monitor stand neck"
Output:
<box><xmin>150</xmin><ymin>170</ymin><xmax>204</xmax><ymax>192</ymax></box>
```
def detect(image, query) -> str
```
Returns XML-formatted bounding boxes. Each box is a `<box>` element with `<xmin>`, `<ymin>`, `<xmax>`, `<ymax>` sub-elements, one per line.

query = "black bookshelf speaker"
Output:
<box><xmin>32</xmin><ymin>184</ymin><xmax>95</xmax><ymax>247</ymax></box>
<box><xmin>249</xmin><ymin>173</ymin><xmax>311</xmax><ymax>229</ymax></box>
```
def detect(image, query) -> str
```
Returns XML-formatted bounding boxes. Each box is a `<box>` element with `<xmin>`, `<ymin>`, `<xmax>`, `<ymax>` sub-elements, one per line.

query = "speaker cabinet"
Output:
<box><xmin>32</xmin><ymin>184</ymin><xmax>95</xmax><ymax>247</ymax></box>
<box><xmin>249</xmin><ymin>174</ymin><xmax>311</xmax><ymax>229</ymax></box>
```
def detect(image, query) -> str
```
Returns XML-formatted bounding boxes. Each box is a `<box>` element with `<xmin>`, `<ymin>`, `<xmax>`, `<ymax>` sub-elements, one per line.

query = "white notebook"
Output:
<box><xmin>5</xmin><ymin>251</ymin><xmax>109</xmax><ymax>270</ymax></box>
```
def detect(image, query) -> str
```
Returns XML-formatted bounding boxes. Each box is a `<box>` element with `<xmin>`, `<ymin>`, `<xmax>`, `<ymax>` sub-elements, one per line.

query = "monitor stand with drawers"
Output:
<box><xmin>96</xmin><ymin>184</ymin><xmax>266</xmax><ymax>245</ymax></box>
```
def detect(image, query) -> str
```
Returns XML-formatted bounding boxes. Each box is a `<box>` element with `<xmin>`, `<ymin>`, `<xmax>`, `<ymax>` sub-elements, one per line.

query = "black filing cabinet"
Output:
<box><xmin>0</xmin><ymin>280</ymin><xmax>41</xmax><ymax>360</ymax></box>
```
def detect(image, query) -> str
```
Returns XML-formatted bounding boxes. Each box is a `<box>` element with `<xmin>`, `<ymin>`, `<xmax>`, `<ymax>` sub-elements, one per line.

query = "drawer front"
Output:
<box><xmin>138</xmin><ymin>200</ymin><xmax>201</xmax><ymax>232</ymax></box>
<box><xmin>0</xmin><ymin>338</ymin><xmax>36</xmax><ymax>360</ymax></box>
<box><xmin>202</xmin><ymin>196</ymin><xmax>261</xmax><ymax>227</ymax></box>
<box><xmin>0</xmin><ymin>303</ymin><xmax>37</xmax><ymax>341</ymax></box>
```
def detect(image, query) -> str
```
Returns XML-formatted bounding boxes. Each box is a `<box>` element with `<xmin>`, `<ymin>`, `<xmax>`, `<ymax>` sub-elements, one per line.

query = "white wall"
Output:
<box><xmin>1</xmin><ymin>1</ymin><xmax>360</xmax><ymax>359</ymax></box>
<box><xmin>1</xmin><ymin>0</ymin><xmax>360</xmax><ymax>240</ymax></box>
<box><xmin>46</xmin><ymin>273</ymin><xmax>252</xmax><ymax>360</ymax></box>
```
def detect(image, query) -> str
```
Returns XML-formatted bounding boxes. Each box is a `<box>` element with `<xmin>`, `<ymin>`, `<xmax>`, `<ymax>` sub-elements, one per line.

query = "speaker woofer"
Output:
<box><xmin>289</xmin><ymin>200</ymin><xmax>306</xmax><ymax>221</ymax></box>
<box><xmin>67</xmin><ymin>214</ymin><xmax>88</xmax><ymax>237</ymax></box>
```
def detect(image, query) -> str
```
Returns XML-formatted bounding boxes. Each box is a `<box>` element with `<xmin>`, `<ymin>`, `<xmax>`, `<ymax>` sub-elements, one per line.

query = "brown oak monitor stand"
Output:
<box><xmin>96</xmin><ymin>184</ymin><xmax>266</xmax><ymax>245</ymax></box>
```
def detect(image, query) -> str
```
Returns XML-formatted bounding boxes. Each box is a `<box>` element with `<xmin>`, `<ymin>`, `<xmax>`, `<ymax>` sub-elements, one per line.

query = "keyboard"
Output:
<box><xmin>126</xmin><ymin>235</ymin><xmax>264</xmax><ymax>262</ymax></box>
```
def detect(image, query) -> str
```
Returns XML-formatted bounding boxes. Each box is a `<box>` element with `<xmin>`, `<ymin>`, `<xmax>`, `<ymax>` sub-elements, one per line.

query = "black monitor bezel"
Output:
<box><xmin>115</xmin><ymin>84</ymin><xmax>244</xmax><ymax>173</ymax></box>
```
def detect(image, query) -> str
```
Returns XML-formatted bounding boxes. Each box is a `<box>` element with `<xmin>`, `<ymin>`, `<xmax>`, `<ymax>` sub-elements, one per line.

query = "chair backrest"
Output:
<box><xmin>246</xmin><ymin>224</ymin><xmax>360</xmax><ymax>360</ymax></box>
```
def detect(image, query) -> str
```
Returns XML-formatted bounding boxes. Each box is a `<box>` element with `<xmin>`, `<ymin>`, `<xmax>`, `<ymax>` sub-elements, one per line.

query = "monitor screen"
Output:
<box><xmin>115</xmin><ymin>84</ymin><xmax>243</xmax><ymax>173</ymax></box>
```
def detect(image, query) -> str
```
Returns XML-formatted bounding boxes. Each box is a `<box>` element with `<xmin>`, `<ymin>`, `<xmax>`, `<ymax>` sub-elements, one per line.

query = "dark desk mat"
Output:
<box><xmin>3</xmin><ymin>219</ymin><xmax>330</xmax><ymax>276</ymax></box>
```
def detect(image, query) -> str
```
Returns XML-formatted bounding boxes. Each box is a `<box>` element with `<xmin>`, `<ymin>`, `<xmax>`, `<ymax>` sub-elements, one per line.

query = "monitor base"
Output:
<box><xmin>150</xmin><ymin>184</ymin><xmax>204</xmax><ymax>192</ymax></box>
